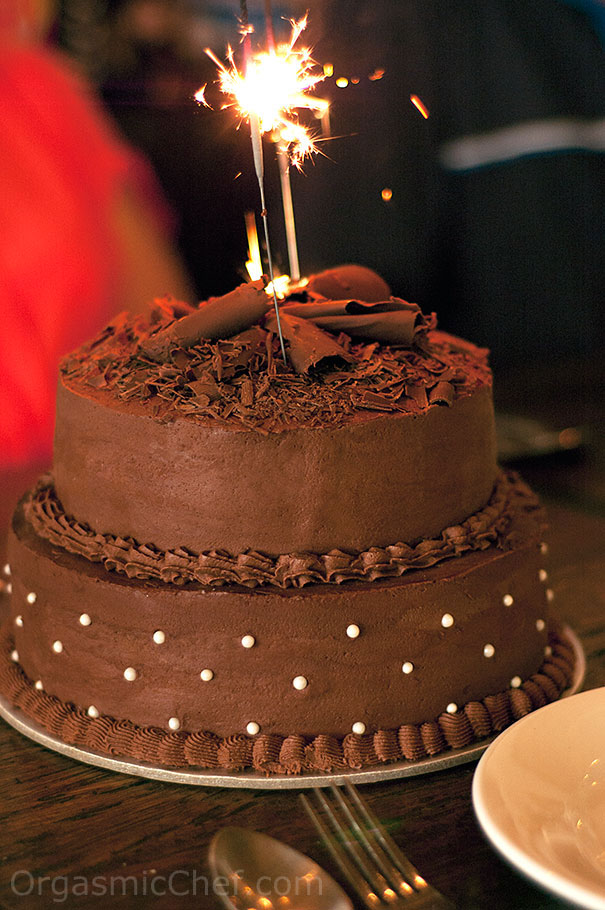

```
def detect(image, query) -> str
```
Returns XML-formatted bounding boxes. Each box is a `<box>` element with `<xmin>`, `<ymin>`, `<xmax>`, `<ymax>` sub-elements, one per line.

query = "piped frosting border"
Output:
<box><xmin>24</xmin><ymin>470</ymin><xmax>540</xmax><ymax>589</ymax></box>
<box><xmin>0</xmin><ymin>626</ymin><xmax>575</xmax><ymax>774</ymax></box>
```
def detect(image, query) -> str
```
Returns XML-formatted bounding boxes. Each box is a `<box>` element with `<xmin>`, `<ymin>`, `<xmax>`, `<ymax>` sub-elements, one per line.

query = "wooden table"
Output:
<box><xmin>0</xmin><ymin>494</ymin><xmax>603</xmax><ymax>910</ymax></box>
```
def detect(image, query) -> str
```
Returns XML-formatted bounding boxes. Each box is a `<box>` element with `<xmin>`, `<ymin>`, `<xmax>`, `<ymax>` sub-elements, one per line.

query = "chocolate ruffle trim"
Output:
<box><xmin>0</xmin><ymin>627</ymin><xmax>575</xmax><ymax>775</ymax></box>
<box><xmin>23</xmin><ymin>471</ymin><xmax>540</xmax><ymax>590</ymax></box>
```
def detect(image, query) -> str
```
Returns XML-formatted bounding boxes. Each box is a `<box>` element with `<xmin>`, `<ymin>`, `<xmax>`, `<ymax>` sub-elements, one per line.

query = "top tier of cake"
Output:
<box><xmin>52</xmin><ymin>270</ymin><xmax>498</xmax><ymax>558</ymax></box>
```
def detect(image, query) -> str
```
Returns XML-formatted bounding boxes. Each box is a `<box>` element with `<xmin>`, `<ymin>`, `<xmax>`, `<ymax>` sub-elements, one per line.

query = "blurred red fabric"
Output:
<box><xmin>0</xmin><ymin>43</ymin><xmax>167</xmax><ymax>468</ymax></box>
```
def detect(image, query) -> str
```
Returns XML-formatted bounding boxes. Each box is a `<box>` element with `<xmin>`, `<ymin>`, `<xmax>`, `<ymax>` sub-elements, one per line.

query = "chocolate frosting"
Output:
<box><xmin>438</xmin><ymin>711</ymin><xmax>475</xmax><ymax>750</ymax></box>
<box><xmin>24</xmin><ymin>470</ymin><xmax>538</xmax><ymax>589</ymax></box>
<box><xmin>398</xmin><ymin>726</ymin><xmax>426</xmax><ymax>761</ymax></box>
<box><xmin>0</xmin><ymin>627</ymin><xmax>575</xmax><ymax>773</ymax></box>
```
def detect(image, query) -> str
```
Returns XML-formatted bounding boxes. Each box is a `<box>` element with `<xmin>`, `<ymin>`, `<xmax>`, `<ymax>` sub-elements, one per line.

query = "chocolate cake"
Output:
<box><xmin>2</xmin><ymin>266</ymin><xmax>575</xmax><ymax>774</ymax></box>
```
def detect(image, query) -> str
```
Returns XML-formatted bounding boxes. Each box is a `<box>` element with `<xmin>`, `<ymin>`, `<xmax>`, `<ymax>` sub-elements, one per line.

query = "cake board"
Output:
<box><xmin>0</xmin><ymin>626</ymin><xmax>584</xmax><ymax>790</ymax></box>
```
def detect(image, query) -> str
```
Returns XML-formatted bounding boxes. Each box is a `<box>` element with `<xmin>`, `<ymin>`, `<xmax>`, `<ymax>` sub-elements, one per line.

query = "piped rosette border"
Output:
<box><xmin>0</xmin><ymin>626</ymin><xmax>576</xmax><ymax>774</ymax></box>
<box><xmin>24</xmin><ymin>470</ymin><xmax>539</xmax><ymax>590</ymax></box>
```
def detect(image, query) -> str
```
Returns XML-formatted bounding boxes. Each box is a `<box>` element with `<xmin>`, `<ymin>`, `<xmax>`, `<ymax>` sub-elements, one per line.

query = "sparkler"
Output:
<box><xmin>199</xmin><ymin>7</ymin><xmax>328</xmax><ymax>301</ymax></box>
<box><xmin>277</xmin><ymin>142</ymin><xmax>300</xmax><ymax>281</ymax></box>
<box><xmin>238</xmin><ymin>0</ymin><xmax>287</xmax><ymax>361</ymax></box>
<box><xmin>203</xmin><ymin>14</ymin><xmax>326</xmax><ymax>167</ymax></box>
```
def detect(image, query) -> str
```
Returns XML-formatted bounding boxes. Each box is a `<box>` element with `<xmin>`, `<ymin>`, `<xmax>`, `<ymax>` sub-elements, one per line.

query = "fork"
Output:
<box><xmin>300</xmin><ymin>782</ymin><xmax>455</xmax><ymax>909</ymax></box>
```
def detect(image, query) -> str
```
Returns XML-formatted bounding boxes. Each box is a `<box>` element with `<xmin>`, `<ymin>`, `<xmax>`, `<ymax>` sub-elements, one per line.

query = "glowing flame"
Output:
<box><xmin>245</xmin><ymin>211</ymin><xmax>263</xmax><ymax>281</ymax></box>
<box><xmin>200</xmin><ymin>16</ymin><xmax>327</xmax><ymax>167</ymax></box>
<box><xmin>410</xmin><ymin>94</ymin><xmax>430</xmax><ymax>118</ymax></box>
<box><xmin>244</xmin><ymin>211</ymin><xmax>296</xmax><ymax>299</ymax></box>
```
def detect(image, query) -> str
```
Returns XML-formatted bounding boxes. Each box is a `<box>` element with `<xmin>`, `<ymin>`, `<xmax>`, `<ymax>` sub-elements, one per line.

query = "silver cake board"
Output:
<box><xmin>0</xmin><ymin>626</ymin><xmax>584</xmax><ymax>790</ymax></box>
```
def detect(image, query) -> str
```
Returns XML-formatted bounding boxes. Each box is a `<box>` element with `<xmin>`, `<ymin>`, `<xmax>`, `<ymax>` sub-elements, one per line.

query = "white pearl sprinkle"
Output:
<box><xmin>544</xmin><ymin>645</ymin><xmax>553</xmax><ymax>656</ymax></box>
<box><xmin>446</xmin><ymin>702</ymin><xmax>458</xmax><ymax>714</ymax></box>
<box><xmin>26</xmin><ymin>592</ymin><xmax>37</xmax><ymax>605</ymax></box>
<box><xmin>352</xmin><ymin>722</ymin><xmax>366</xmax><ymax>735</ymax></box>
<box><xmin>536</xmin><ymin>618</ymin><xmax>546</xmax><ymax>632</ymax></box>
<box><xmin>540</xmin><ymin>542</ymin><xmax>549</xmax><ymax>555</ymax></box>
<box><xmin>441</xmin><ymin>613</ymin><xmax>454</xmax><ymax>628</ymax></box>
<box><xmin>292</xmin><ymin>675</ymin><xmax>308</xmax><ymax>690</ymax></box>
<box><xmin>79</xmin><ymin>613</ymin><xmax>92</xmax><ymax>626</ymax></box>
<box><xmin>503</xmin><ymin>594</ymin><xmax>514</xmax><ymax>607</ymax></box>
<box><xmin>402</xmin><ymin>661</ymin><xmax>414</xmax><ymax>675</ymax></box>
<box><xmin>87</xmin><ymin>705</ymin><xmax>99</xmax><ymax>718</ymax></box>
<box><xmin>168</xmin><ymin>717</ymin><xmax>180</xmax><ymax>731</ymax></box>
<box><xmin>2</xmin><ymin>563</ymin><xmax>10</xmax><ymax>576</ymax></box>
<box><xmin>52</xmin><ymin>640</ymin><xmax>63</xmax><ymax>654</ymax></box>
<box><xmin>483</xmin><ymin>643</ymin><xmax>495</xmax><ymax>658</ymax></box>
<box><xmin>34</xmin><ymin>680</ymin><xmax>43</xmax><ymax>691</ymax></box>
<box><xmin>15</xmin><ymin>615</ymin><xmax>23</xmax><ymax>627</ymax></box>
<box><xmin>246</xmin><ymin>721</ymin><xmax>260</xmax><ymax>735</ymax></box>
<box><xmin>10</xmin><ymin>650</ymin><xmax>19</xmax><ymax>663</ymax></box>
<box><xmin>510</xmin><ymin>676</ymin><xmax>522</xmax><ymax>688</ymax></box>
<box><xmin>123</xmin><ymin>667</ymin><xmax>137</xmax><ymax>682</ymax></box>
<box><xmin>241</xmin><ymin>634</ymin><xmax>256</xmax><ymax>649</ymax></box>
<box><xmin>346</xmin><ymin>623</ymin><xmax>360</xmax><ymax>639</ymax></box>
<box><xmin>539</xmin><ymin>569</ymin><xmax>548</xmax><ymax>583</ymax></box>
<box><xmin>546</xmin><ymin>588</ymin><xmax>555</xmax><ymax>602</ymax></box>
<box><xmin>200</xmin><ymin>668</ymin><xmax>214</xmax><ymax>682</ymax></box>
<box><xmin>152</xmin><ymin>630</ymin><xmax>166</xmax><ymax>644</ymax></box>
<box><xmin>5</xmin><ymin>583</ymin><xmax>12</xmax><ymax>595</ymax></box>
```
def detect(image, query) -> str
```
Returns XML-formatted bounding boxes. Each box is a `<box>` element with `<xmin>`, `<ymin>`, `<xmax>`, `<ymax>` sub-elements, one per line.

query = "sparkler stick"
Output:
<box><xmin>264</xmin><ymin>0</ymin><xmax>275</xmax><ymax>51</ymax></box>
<box><xmin>277</xmin><ymin>143</ymin><xmax>301</xmax><ymax>281</ymax></box>
<box><xmin>240</xmin><ymin>0</ymin><xmax>287</xmax><ymax>362</ymax></box>
<box><xmin>262</xmin><ymin>0</ymin><xmax>301</xmax><ymax>282</ymax></box>
<box><xmin>201</xmin><ymin>10</ymin><xmax>325</xmax><ymax>326</ymax></box>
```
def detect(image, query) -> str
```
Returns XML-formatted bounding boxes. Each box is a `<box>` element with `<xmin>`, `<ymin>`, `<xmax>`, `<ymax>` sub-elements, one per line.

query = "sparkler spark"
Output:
<box><xmin>201</xmin><ymin>16</ymin><xmax>326</xmax><ymax>167</ymax></box>
<box><xmin>410</xmin><ymin>94</ymin><xmax>430</xmax><ymax>119</ymax></box>
<box><xmin>194</xmin><ymin>84</ymin><xmax>209</xmax><ymax>107</ymax></box>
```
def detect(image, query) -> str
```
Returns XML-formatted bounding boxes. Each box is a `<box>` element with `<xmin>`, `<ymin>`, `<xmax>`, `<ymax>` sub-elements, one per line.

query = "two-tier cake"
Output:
<box><xmin>2</xmin><ymin>265</ymin><xmax>575</xmax><ymax>774</ymax></box>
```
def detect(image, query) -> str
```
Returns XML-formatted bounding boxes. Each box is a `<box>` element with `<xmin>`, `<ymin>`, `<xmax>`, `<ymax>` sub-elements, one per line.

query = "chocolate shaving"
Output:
<box><xmin>239</xmin><ymin>379</ymin><xmax>254</xmax><ymax>407</ymax></box>
<box><xmin>266</xmin><ymin>312</ymin><xmax>354</xmax><ymax>374</ymax></box>
<box><xmin>428</xmin><ymin>380</ymin><xmax>455</xmax><ymax>406</ymax></box>
<box><xmin>140</xmin><ymin>281</ymin><xmax>269</xmax><ymax>361</ymax></box>
<box><xmin>188</xmin><ymin>373</ymin><xmax>221</xmax><ymax>401</ymax></box>
<box><xmin>406</xmin><ymin>382</ymin><xmax>429</xmax><ymax>409</ymax></box>
<box><xmin>62</xmin><ymin>298</ymin><xmax>492</xmax><ymax>431</ymax></box>
<box><xmin>282</xmin><ymin>297</ymin><xmax>430</xmax><ymax>346</ymax></box>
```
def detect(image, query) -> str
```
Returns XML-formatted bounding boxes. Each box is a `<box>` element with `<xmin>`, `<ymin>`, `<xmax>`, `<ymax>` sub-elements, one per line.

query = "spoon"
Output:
<box><xmin>209</xmin><ymin>826</ymin><xmax>353</xmax><ymax>910</ymax></box>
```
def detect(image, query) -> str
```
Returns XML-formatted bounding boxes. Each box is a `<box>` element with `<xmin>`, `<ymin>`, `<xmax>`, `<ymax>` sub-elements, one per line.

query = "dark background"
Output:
<box><xmin>52</xmin><ymin>0</ymin><xmax>604</xmax><ymax>370</ymax></box>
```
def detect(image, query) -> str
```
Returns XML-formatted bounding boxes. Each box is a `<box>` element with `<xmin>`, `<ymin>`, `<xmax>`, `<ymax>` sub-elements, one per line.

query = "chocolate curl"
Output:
<box><xmin>266</xmin><ymin>311</ymin><xmax>353</xmax><ymax>374</ymax></box>
<box><xmin>307</xmin><ymin>264</ymin><xmax>391</xmax><ymax>302</ymax></box>
<box><xmin>428</xmin><ymin>380</ymin><xmax>455</xmax><ymax>406</ymax></box>
<box><xmin>140</xmin><ymin>281</ymin><xmax>269</xmax><ymax>361</ymax></box>
<box><xmin>281</xmin><ymin>297</ymin><xmax>428</xmax><ymax>346</ymax></box>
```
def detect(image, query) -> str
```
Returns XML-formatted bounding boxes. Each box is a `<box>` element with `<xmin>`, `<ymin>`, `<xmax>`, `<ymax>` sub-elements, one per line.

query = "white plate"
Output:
<box><xmin>473</xmin><ymin>686</ymin><xmax>605</xmax><ymax>909</ymax></box>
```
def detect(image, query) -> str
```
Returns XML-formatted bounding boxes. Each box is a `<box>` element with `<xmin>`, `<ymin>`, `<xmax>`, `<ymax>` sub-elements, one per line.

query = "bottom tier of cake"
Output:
<box><xmin>0</xmin><ymin>626</ymin><xmax>575</xmax><ymax>774</ymax></box>
<box><xmin>2</xmin><ymin>484</ymin><xmax>576</xmax><ymax>774</ymax></box>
